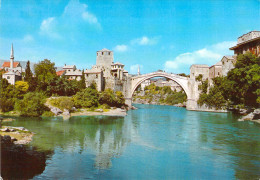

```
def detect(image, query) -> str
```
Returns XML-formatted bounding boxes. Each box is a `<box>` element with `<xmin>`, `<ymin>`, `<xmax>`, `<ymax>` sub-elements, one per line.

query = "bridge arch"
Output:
<box><xmin>130</xmin><ymin>72</ymin><xmax>191</xmax><ymax>99</ymax></box>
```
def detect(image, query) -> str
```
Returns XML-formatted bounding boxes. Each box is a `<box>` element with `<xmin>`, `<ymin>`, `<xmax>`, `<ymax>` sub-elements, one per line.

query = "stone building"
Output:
<box><xmin>221</xmin><ymin>56</ymin><xmax>236</xmax><ymax>76</ymax></box>
<box><xmin>85</xmin><ymin>48</ymin><xmax>129</xmax><ymax>92</ymax></box>
<box><xmin>230</xmin><ymin>31</ymin><xmax>260</xmax><ymax>57</ymax></box>
<box><xmin>209</xmin><ymin>61</ymin><xmax>222</xmax><ymax>79</ymax></box>
<box><xmin>190</xmin><ymin>64</ymin><xmax>209</xmax><ymax>81</ymax></box>
<box><xmin>1</xmin><ymin>44</ymin><xmax>23</xmax><ymax>85</ymax></box>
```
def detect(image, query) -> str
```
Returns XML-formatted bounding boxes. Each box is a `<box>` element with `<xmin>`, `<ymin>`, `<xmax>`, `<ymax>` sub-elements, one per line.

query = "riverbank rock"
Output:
<box><xmin>63</xmin><ymin>109</ymin><xmax>70</xmax><ymax>116</ymax></box>
<box><xmin>2</xmin><ymin>135</ymin><xmax>12</xmax><ymax>144</ymax></box>
<box><xmin>95</xmin><ymin>109</ymin><xmax>103</xmax><ymax>112</ymax></box>
<box><xmin>238</xmin><ymin>108</ymin><xmax>260</xmax><ymax>123</ymax></box>
<box><xmin>2</xmin><ymin>127</ymin><xmax>10</xmax><ymax>132</ymax></box>
<box><xmin>131</xmin><ymin>106</ymin><xmax>138</xmax><ymax>110</ymax></box>
<box><xmin>15</xmin><ymin>127</ymin><xmax>29</xmax><ymax>131</ymax></box>
<box><xmin>51</xmin><ymin>107</ymin><xmax>63</xmax><ymax>115</ymax></box>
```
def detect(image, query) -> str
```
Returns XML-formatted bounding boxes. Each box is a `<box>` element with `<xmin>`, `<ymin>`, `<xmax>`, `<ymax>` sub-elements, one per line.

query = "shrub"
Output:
<box><xmin>0</xmin><ymin>98</ymin><xmax>15</xmax><ymax>112</ymax></box>
<box><xmin>49</xmin><ymin>97</ymin><xmax>74</xmax><ymax>111</ymax></box>
<box><xmin>73</xmin><ymin>86</ymin><xmax>99</xmax><ymax>108</ymax></box>
<box><xmin>42</xmin><ymin>111</ymin><xmax>55</xmax><ymax>117</ymax></box>
<box><xmin>15</xmin><ymin>92</ymin><xmax>48</xmax><ymax>117</ymax></box>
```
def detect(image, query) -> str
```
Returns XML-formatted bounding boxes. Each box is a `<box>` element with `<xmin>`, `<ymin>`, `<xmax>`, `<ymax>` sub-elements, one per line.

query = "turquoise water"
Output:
<box><xmin>2</xmin><ymin>104</ymin><xmax>260</xmax><ymax>179</ymax></box>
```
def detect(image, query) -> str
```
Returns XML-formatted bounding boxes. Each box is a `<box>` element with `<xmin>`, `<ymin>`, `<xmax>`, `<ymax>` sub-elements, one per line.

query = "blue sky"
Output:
<box><xmin>0</xmin><ymin>0</ymin><xmax>259</xmax><ymax>74</ymax></box>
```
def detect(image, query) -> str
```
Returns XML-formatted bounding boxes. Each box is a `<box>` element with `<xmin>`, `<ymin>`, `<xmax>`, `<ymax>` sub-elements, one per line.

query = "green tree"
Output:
<box><xmin>15</xmin><ymin>92</ymin><xmax>48</xmax><ymax>116</ymax></box>
<box><xmin>73</xmin><ymin>85</ymin><xmax>99</xmax><ymax>108</ymax></box>
<box><xmin>0</xmin><ymin>79</ymin><xmax>15</xmax><ymax>112</ymax></box>
<box><xmin>79</xmin><ymin>69</ymin><xmax>86</xmax><ymax>90</ymax></box>
<box><xmin>24</xmin><ymin>60</ymin><xmax>33</xmax><ymax>82</ymax></box>
<box><xmin>99</xmin><ymin>89</ymin><xmax>116</xmax><ymax>106</ymax></box>
<box><xmin>34</xmin><ymin>59</ymin><xmax>57</xmax><ymax>91</ymax></box>
<box><xmin>14</xmin><ymin>81</ymin><xmax>29</xmax><ymax>99</ymax></box>
<box><xmin>198</xmin><ymin>77</ymin><xmax>227</xmax><ymax>109</ymax></box>
<box><xmin>115</xmin><ymin>91</ymin><xmax>125</xmax><ymax>107</ymax></box>
<box><xmin>226</xmin><ymin>52</ymin><xmax>260</xmax><ymax>107</ymax></box>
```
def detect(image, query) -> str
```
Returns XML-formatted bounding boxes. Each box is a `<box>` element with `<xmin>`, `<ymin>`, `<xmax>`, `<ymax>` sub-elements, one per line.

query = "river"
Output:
<box><xmin>2</xmin><ymin>104</ymin><xmax>260</xmax><ymax>179</ymax></box>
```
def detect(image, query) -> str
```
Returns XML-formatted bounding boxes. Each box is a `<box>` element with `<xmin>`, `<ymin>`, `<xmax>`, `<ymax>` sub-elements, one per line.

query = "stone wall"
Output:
<box><xmin>221</xmin><ymin>56</ymin><xmax>236</xmax><ymax>76</ymax></box>
<box><xmin>190</xmin><ymin>64</ymin><xmax>209</xmax><ymax>80</ymax></box>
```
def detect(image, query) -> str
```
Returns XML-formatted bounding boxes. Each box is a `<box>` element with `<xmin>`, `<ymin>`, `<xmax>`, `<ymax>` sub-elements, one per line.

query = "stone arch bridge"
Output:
<box><xmin>124</xmin><ymin>71</ymin><xmax>198</xmax><ymax>110</ymax></box>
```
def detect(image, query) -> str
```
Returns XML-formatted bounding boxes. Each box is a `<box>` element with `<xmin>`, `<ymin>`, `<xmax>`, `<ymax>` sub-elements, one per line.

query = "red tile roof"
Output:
<box><xmin>56</xmin><ymin>70</ymin><xmax>65</xmax><ymax>76</ymax></box>
<box><xmin>2</xmin><ymin>62</ymin><xmax>20</xmax><ymax>68</ymax></box>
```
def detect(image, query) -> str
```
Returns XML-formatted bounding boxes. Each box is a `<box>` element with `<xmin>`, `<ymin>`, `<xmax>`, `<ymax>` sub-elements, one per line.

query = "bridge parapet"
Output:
<box><xmin>131</xmin><ymin>72</ymin><xmax>189</xmax><ymax>80</ymax></box>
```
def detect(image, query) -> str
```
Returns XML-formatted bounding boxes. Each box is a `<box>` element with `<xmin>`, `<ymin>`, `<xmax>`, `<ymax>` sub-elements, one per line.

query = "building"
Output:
<box><xmin>2</xmin><ymin>71</ymin><xmax>22</xmax><ymax>85</ymax></box>
<box><xmin>85</xmin><ymin>48</ymin><xmax>129</xmax><ymax>92</ymax></box>
<box><xmin>209</xmin><ymin>61</ymin><xmax>222</xmax><ymax>79</ymax></box>
<box><xmin>190</xmin><ymin>64</ymin><xmax>209</xmax><ymax>81</ymax></box>
<box><xmin>221</xmin><ymin>56</ymin><xmax>236</xmax><ymax>76</ymax></box>
<box><xmin>230</xmin><ymin>31</ymin><xmax>260</xmax><ymax>57</ymax></box>
<box><xmin>1</xmin><ymin>44</ymin><xmax>23</xmax><ymax>85</ymax></box>
<box><xmin>56</xmin><ymin>64</ymin><xmax>82</xmax><ymax>81</ymax></box>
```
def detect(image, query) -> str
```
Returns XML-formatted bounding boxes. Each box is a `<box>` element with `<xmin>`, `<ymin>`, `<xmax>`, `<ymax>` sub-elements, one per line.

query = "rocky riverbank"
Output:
<box><xmin>238</xmin><ymin>108</ymin><xmax>260</xmax><ymax>124</ymax></box>
<box><xmin>71</xmin><ymin>107</ymin><xmax>128</xmax><ymax>117</ymax></box>
<box><xmin>45</xmin><ymin>97</ymin><xmax>130</xmax><ymax>119</ymax></box>
<box><xmin>0</xmin><ymin>126</ymin><xmax>34</xmax><ymax>144</ymax></box>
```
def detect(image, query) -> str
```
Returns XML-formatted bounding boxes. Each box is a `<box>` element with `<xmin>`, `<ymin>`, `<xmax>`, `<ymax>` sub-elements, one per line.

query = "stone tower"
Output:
<box><xmin>96</xmin><ymin>48</ymin><xmax>113</xmax><ymax>68</ymax></box>
<box><xmin>10</xmin><ymin>43</ymin><xmax>14</xmax><ymax>69</ymax></box>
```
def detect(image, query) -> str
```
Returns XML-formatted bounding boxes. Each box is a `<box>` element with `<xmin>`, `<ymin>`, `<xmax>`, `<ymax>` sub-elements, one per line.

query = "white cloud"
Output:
<box><xmin>131</xmin><ymin>36</ymin><xmax>159</xmax><ymax>46</ymax></box>
<box><xmin>82</xmin><ymin>12</ymin><xmax>98</xmax><ymax>24</ymax></box>
<box><xmin>22</xmin><ymin>35</ymin><xmax>34</xmax><ymax>43</ymax></box>
<box><xmin>114</xmin><ymin>44</ymin><xmax>128</xmax><ymax>52</ymax></box>
<box><xmin>130</xmin><ymin>64</ymin><xmax>143</xmax><ymax>74</ymax></box>
<box><xmin>63</xmin><ymin>0</ymin><xmax>100</xmax><ymax>27</ymax></box>
<box><xmin>39</xmin><ymin>0</ymin><xmax>101</xmax><ymax>39</ymax></box>
<box><xmin>40</xmin><ymin>17</ymin><xmax>61</xmax><ymax>39</ymax></box>
<box><xmin>164</xmin><ymin>41</ymin><xmax>236</xmax><ymax>73</ymax></box>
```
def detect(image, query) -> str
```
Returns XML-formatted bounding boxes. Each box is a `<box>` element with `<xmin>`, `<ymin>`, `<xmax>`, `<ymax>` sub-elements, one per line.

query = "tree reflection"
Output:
<box><xmin>1</xmin><ymin>136</ymin><xmax>52</xmax><ymax>179</ymax></box>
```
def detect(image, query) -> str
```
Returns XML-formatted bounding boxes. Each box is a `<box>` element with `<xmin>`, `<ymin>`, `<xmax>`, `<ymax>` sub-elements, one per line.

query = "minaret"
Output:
<box><xmin>137</xmin><ymin>65</ymin><xmax>140</xmax><ymax>75</ymax></box>
<box><xmin>10</xmin><ymin>43</ymin><xmax>14</xmax><ymax>69</ymax></box>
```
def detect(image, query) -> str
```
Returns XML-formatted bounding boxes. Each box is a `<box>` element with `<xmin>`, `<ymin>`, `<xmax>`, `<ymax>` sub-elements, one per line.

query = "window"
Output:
<box><xmin>96</xmin><ymin>74</ymin><xmax>98</xmax><ymax>78</ymax></box>
<box><xmin>109</xmin><ymin>52</ymin><xmax>111</xmax><ymax>55</ymax></box>
<box><xmin>7</xmin><ymin>76</ymin><xmax>10</xmax><ymax>79</ymax></box>
<box><xmin>102</xmin><ymin>52</ymin><xmax>104</xmax><ymax>55</ymax></box>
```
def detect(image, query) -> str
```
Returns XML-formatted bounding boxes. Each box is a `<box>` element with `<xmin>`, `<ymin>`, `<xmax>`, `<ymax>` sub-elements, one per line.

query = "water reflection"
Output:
<box><xmin>3</xmin><ymin>116</ymin><xmax>134</xmax><ymax>170</ymax></box>
<box><xmin>1</xmin><ymin>141</ymin><xmax>52</xmax><ymax>179</ymax></box>
<box><xmin>2</xmin><ymin>105</ymin><xmax>260</xmax><ymax>179</ymax></box>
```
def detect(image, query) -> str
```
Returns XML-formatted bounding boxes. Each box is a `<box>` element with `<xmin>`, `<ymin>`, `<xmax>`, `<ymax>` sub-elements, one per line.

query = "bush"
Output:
<box><xmin>164</xmin><ymin>91</ymin><xmax>187</xmax><ymax>105</ymax></box>
<box><xmin>42</xmin><ymin>111</ymin><xmax>55</xmax><ymax>117</ymax></box>
<box><xmin>15</xmin><ymin>92</ymin><xmax>48</xmax><ymax>117</ymax></box>
<box><xmin>0</xmin><ymin>98</ymin><xmax>15</xmax><ymax>112</ymax></box>
<box><xmin>49</xmin><ymin>97</ymin><xmax>74</xmax><ymax>111</ymax></box>
<box><xmin>73</xmin><ymin>86</ymin><xmax>99</xmax><ymax>108</ymax></box>
<box><xmin>99</xmin><ymin>89</ymin><xmax>125</xmax><ymax>107</ymax></box>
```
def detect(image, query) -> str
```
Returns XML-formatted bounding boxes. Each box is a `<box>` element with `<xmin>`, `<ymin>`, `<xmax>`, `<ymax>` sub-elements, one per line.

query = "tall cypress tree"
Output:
<box><xmin>25</xmin><ymin>60</ymin><xmax>33</xmax><ymax>82</ymax></box>
<box><xmin>80</xmin><ymin>69</ymin><xmax>86</xmax><ymax>89</ymax></box>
